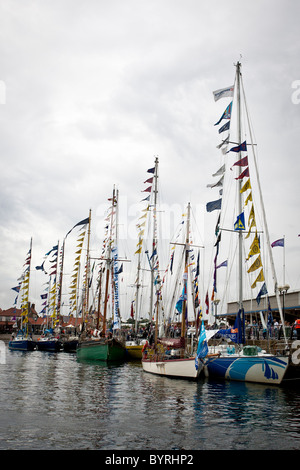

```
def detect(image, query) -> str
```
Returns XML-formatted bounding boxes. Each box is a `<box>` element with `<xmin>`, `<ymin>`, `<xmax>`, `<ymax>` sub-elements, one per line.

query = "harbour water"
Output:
<box><xmin>0</xmin><ymin>344</ymin><xmax>300</xmax><ymax>451</ymax></box>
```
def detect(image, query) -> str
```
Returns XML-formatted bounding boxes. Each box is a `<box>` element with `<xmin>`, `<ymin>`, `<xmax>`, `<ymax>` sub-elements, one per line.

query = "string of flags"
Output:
<box><xmin>207</xmin><ymin>80</ymin><xmax>271</xmax><ymax>307</ymax></box>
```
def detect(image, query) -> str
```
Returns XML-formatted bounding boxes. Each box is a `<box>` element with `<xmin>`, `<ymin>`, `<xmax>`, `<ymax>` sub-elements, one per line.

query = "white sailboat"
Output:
<box><xmin>142</xmin><ymin>201</ymin><xmax>205</xmax><ymax>379</ymax></box>
<box><xmin>203</xmin><ymin>61</ymin><xmax>289</xmax><ymax>385</ymax></box>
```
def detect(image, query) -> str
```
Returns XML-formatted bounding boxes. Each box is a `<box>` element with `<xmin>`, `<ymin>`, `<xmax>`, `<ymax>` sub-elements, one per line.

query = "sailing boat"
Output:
<box><xmin>77</xmin><ymin>193</ymin><xmax>126</xmax><ymax>362</ymax></box>
<box><xmin>36</xmin><ymin>241</ymin><xmax>62</xmax><ymax>352</ymax></box>
<box><xmin>125</xmin><ymin>161</ymin><xmax>158</xmax><ymax>360</ymax></box>
<box><xmin>142</xmin><ymin>202</ymin><xmax>205</xmax><ymax>379</ymax></box>
<box><xmin>203</xmin><ymin>62</ymin><xmax>289</xmax><ymax>384</ymax></box>
<box><xmin>9</xmin><ymin>238</ymin><xmax>36</xmax><ymax>351</ymax></box>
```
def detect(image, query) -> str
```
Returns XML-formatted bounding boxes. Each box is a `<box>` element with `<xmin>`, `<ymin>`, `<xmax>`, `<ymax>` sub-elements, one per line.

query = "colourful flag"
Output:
<box><xmin>195</xmin><ymin>320</ymin><xmax>208</xmax><ymax>369</ymax></box>
<box><xmin>234</xmin><ymin>212</ymin><xmax>245</xmax><ymax>231</ymax></box>
<box><xmin>228</xmin><ymin>141</ymin><xmax>247</xmax><ymax>153</ymax></box>
<box><xmin>214</xmin><ymin>101</ymin><xmax>232</xmax><ymax>125</ymax></box>
<box><xmin>271</xmin><ymin>238</ymin><xmax>284</xmax><ymax>248</ymax></box>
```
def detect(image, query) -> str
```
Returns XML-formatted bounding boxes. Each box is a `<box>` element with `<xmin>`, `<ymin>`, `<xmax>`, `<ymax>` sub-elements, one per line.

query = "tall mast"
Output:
<box><xmin>57</xmin><ymin>238</ymin><xmax>65</xmax><ymax>318</ymax></box>
<box><xmin>83</xmin><ymin>209</ymin><xmax>92</xmax><ymax>325</ymax></box>
<box><xmin>181</xmin><ymin>202</ymin><xmax>190</xmax><ymax>342</ymax></box>
<box><xmin>241</xmin><ymin>78</ymin><xmax>288</xmax><ymax>344</ymax></box>
<box><xmin>236</xmin><ymin>61</ymin><xmax>243</xmax><ymax>311</ymax></box>
<box><xmin>150</xmin><ymin>157</ymin><xmax>159</xmax><ymax>321</ymax></box>
<box><xmin>102</xmin><ymin>188</ymin><xmax>116</xmax><ymax>336</ymax></box>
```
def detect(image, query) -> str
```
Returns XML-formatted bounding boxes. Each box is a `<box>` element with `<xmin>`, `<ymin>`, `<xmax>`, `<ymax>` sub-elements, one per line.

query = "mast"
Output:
<box><xmin>150</xmin><ymin>157</ymin><xmax>159</xmax><ymax>322</ymax></box>
<box><xmin>83</xmin><ymin>209</ymin><xmax>92</xmax><ymax>325</ymax></box>
<box><xmin>181</xmin><ymin>202</ymin><xmax>190</xmax><ymax>343</ymax></box>
<box><xmin>102</xmin><ymin>188</ymin><xmax>116</xmax><ymax>336</ymax></box>
<box><xmin>236</xmin><ymin>61</ymin><xmax>243</xmax><ymax>311</ymax></box>
<box><xmin>241</xmin><ymin>78</ymin><xmax>288</xmax><ymax>344</ymax></box>
<box><xmin>57</xmin><ymin>238</ymin><xmax>65</xmax><ymax>318</ymax></box>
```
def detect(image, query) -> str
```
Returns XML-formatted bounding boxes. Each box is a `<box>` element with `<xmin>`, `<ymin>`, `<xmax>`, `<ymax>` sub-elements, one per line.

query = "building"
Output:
<box><xmin>224</xmin><ymin>289</ymin><xmax>300</xmax><ymax>325</ymax></box>
<box><xmin>0</xmin><ymin>307</ymin><xmax>83</xmax><ymax>334</ymax></box>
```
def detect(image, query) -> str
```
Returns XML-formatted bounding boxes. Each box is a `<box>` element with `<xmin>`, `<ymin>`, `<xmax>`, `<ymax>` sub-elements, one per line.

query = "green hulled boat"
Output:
<box><xmin>77</xmin><ymin>337</ymin><xmax>125</xmax><ymax>361</ymax></box>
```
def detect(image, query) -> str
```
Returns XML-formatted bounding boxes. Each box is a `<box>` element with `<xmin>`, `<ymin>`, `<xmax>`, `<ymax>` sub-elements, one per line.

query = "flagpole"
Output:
<box><xmin>241</xmin><ymin>76</ymin><xmax>288</xmax><ymax>344</ymax></box>
<box><xmin>283</xmin><ymin>234</ymin><xmax>285</xmax><ymax>285</ymax></box>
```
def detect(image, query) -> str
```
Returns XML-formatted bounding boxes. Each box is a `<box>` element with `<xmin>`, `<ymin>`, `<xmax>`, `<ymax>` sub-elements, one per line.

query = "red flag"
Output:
<box><xmin>235</xmin><ymin>167</ymin><xmax>249</xmax><ymax>180</ymax></box>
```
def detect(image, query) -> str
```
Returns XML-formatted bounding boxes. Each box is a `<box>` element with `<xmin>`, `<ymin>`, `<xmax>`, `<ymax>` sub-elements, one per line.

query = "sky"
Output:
<box><xmin>1</xmin><ymin>0</ymin><xmax>300</xmax><ymax>318</ymax></box>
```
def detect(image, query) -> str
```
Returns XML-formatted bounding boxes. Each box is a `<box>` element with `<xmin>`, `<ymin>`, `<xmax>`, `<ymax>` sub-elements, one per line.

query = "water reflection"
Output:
<box><xmin>1</xmin><ymin>347</ymin><xmax>300</xmax><ymax>450</ymax></box>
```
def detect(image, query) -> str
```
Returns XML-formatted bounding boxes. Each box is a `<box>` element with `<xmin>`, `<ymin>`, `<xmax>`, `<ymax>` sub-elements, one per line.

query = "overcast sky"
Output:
<box><xmin>1</xmin><ymin>0</ymin><xmax>300</xmax><ymax>316</ymax></box>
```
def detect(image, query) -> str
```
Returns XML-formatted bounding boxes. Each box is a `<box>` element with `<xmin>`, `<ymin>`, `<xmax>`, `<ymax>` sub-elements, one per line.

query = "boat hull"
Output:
<box><xmin>36</xmin><ymin>339</ymin><xmax>62</xmax><ymax>352</ymax></box>
<box><xmin>142</xmin><ymin>356</ymin><xmax>202</xmax><ymax>379</ymax></box>
<box><xmin>63</xmin><ymin>339</ymin><xmax>79</xmax><ymax>353</ymax></box>
<box><xmin>126</xmin><ymin>344</ymin><xmax>143</xmax><ymax>360</ymax></box>
<box><xmin>77</xmin><ymin>337</ymin><xmax>125</xmax><ymax>362</ymax></box>
<box><xmin>8</xmin><ymin>339</ymin><xmax>36</xmax><ymax>351</ymax></box>
<box><xmin>204</xmin><ymin>354</ymin><xmax>289</xmax><ymax>384</ymax></box>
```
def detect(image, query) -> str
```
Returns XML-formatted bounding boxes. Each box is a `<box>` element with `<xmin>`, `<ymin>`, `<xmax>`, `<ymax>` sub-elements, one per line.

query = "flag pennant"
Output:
<box><xmin>216</xmin><ymin>260</ymin><xmax>228</xmax><ymax>269</ymax></box>
<box><xmin>271</xmin><ymin>238</ymin><xmax>284</xmax><ymax>248</ymax></box>
<box><xmin>228</xmin><ymin>141</ymin><xmax>247</xmax><ymax>153</ymax></box>
<box><xmin>213</xmin><ymin>85</ymin><xmax>234</xmax><ymax>102</ymax></box>
<box><xmin>206</xmin><ymin>198</ymin><xmax>222</xmax><ymax>213</ymax></box>
<box><xmin>147</xmin><ymin>167</ymin><xmax>155</xmax><ymax>174</ymax></box>
<box><xmin>142</xmin><ymin>186</ymin><xmax>152</xmax><ymax>193</ymax></box>
<box><xmin>195</xmin><ymin>320</ymin><xmax>208</xmax><ymax>370</ymax></box>
<box><xmin>240</xmin><ymin>178</ymin><xmax>251</xmax><ymax>193</ymax></box>
<box><xmin>235</xmin><ymin>167</ymin><xmax>249</xmax><ymax>180</ymax></box>
<box><xmin>251</xmin><ymin>268</ymin><xmax>265</xmax><ymax>289</ymax></box>
<box><xmin>218</xmin><ymin>121</ymin><xmax>230</xmax><ymax>134</ymax></box>
<box><xmin>247</xmin><ymin>254</ymin><xmax>262</xmax><ymax>273</ymax></box>
<box><xmin>247</xmin><ymin>232</ymin><xmax>260</xmax><ymax>258</ymax></box>
<box><xmin>214</xmin><ymin>101</ymin><xmax>232</xmax><ymax>126</ymax></box>
<box><xmin>232</xmin><ymin>156</ymin><xmax>248</xmax><ymax>168</ymax></box>
<box><xmin>66</xmin><ymin>217</ymin><xmax>89</xmax><ymax>237</ymax></box>
<box><xmin>234</xmin><ymin>212</ymin><xmax>245</xmax><ymax>231</ymax></box>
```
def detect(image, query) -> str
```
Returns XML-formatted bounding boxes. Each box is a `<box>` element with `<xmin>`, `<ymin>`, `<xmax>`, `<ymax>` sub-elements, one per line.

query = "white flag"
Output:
<box><xmin>213</xmin><ymin>85</ymin><xmax>234</xmax><ymax>101</ymax></box>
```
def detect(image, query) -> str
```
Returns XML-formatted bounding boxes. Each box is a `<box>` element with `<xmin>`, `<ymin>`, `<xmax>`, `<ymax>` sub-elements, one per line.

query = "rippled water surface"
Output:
<box><xmin>1</xmin><ymin>345</ymin><xmax>300</xmax><ymax>450</ymax></box>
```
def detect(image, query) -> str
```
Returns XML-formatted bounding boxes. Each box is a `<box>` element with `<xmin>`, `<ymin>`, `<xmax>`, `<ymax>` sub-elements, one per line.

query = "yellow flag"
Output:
<box><xmin>240</xmin><ymin>178</ymin><xmax>251</xmax><ymax>193</ymax></box>
<box><xmin>247</xmin><ymin>254</ymin><xmax>262</xmax><ymax>273</ymax></box>
<box><xmin>245</xmin><ymin>191</ymin><xmax>252</xmax><ymax>206</ymax></box>
<box><xmin>135</xmin><ymin>247</ymin><xmax>142</xmax><ymax>254</ymax></box>
<box><xmin>248</xmin><ymin>204</ymin><xmax>255</xmax><ymax>224</ymax></box>
<box><xmin>245</xmin><ymin>218</ymin><xmax>256</xmax><ymax>239</ymax></box>
<box><xmin>251</xmin><ymin>268</ymin><xmax>265</xmax><ymax>289</ymax></box>
<box><xmin>247</xmin><ymin>232</ymin><xmax>260</xmax><ymax>258</ymax></box>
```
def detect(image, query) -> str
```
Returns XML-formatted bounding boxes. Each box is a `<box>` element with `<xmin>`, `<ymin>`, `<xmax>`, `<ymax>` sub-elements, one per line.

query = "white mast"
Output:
<box><xmin>241</xmin><ymin>75</ymin><xmax>288</xmax><ymax>344</ymax></box>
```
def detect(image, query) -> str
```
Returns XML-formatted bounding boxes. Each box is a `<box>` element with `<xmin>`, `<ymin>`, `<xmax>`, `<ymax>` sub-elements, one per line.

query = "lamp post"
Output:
<box><xmin>278</xmin><ymin>284</ymin><xmax>290</xmax><ymax>327</ymax></box>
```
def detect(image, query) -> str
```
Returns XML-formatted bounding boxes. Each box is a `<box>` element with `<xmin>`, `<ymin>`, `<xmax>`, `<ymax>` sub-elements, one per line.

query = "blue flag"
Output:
<box><xmin>214</xmin><ymin>101</ymin><xmax>232</xmax><ymax>126</ymax></box>
<box><xmin>218</xmin><ymin>121</ymin><xmax>230</xmax><ymax>134</ymax></box>
<box><xmin>206</xmin><ymin>198</ymin><xmax>222</xmax><ymax>213</ymax></box>
<box><xmin>234</xmin><ymin>212</ymin><xmax>245</xmax><ymax>231</ymax></box>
